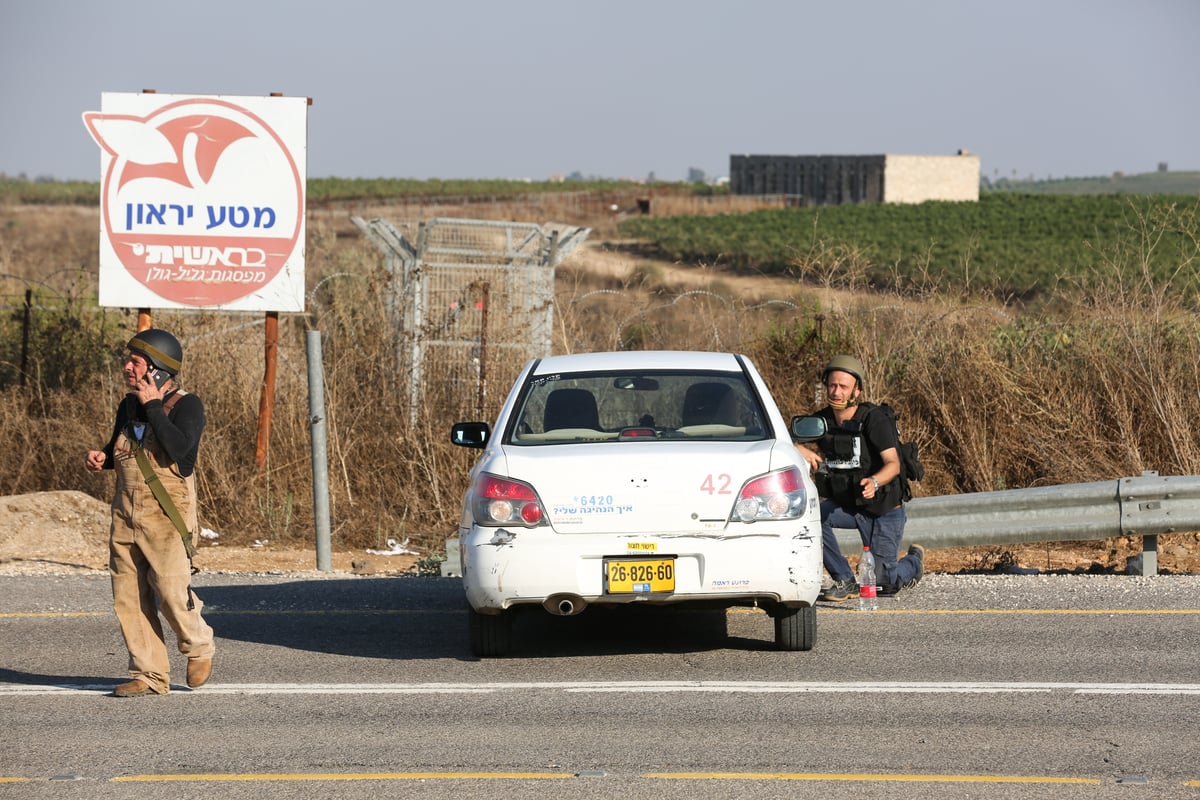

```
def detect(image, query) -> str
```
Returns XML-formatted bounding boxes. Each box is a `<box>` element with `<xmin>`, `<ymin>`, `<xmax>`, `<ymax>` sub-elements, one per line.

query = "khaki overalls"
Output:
<box><xmin>109</xmin><ymin>401</ymin><xmax>214</xmax><ymax>694</ymax></box>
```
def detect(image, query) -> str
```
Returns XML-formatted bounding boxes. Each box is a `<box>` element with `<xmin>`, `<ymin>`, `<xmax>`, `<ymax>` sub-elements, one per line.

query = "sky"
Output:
<box><xmin>2</xmin><ymin>0</ymin><xmax>1197</xmax><ymax>183</ymax></box>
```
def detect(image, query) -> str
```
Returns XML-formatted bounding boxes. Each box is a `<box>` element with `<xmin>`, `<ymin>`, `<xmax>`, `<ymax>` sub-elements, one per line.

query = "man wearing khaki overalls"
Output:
<box><xmin>85</xmin><ymin>329</ymin><xmax>214</xmax><ymax>696</ymax></box>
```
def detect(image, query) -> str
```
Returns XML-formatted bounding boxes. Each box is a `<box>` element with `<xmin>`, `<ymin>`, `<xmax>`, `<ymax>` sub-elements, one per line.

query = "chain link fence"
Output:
<box><xmin>354</xmin><ymin>217</ymin><xmax>589</xmax><ymax>421</ymax></box>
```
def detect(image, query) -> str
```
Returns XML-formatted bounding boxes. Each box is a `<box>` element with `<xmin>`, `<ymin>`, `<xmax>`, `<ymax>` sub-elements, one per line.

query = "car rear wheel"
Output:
<box><xmin>468</xmin><ymin>606</ymin><xmax>512</xmax><ymax>657</ymax></box>
<box><xmin>774</xmin><ymin>605</ymin><xmax>816</xmax><ymax>651</ymax></box>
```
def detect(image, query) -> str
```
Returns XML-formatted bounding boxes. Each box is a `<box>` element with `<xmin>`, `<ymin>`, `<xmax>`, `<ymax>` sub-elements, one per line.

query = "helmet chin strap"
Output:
<box><xmin>828</xmin><ymin>393</ymin><xmax>861</xmax><ymax>411</ymax></box>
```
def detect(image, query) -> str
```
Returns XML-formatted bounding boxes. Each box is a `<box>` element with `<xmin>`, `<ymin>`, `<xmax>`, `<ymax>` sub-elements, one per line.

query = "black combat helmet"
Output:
<box><xmin>127</xmin><ymin>329</ymin><xmax>183</xmax><ymax>376</ymax></box>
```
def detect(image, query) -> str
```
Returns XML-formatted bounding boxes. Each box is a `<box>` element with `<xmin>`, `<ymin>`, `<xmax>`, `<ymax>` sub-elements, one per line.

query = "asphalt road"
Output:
<box><xmin>2</xmin><ymin>572</ymin><xmax>1198</xmax><ymax>800</ymax></box>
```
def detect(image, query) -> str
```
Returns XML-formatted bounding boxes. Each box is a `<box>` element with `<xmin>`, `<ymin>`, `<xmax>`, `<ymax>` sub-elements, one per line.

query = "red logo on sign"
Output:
<box><xmin>84</xmin><ymin>97</ymin><xmax>303</xmax><ymax>307</ymax></box>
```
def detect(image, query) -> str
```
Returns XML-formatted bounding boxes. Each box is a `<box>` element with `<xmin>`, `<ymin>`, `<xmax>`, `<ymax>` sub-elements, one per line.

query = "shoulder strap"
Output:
<box><xmin>852</xmin><ymin>401</ymin><xmax>878</xmax><ymax>423</ymax></box>
<box><xmin>863</xmin><ymin>401</ymin><xmax>891</xmax><ymax>418</ymax></box>
<box><xmin>129</xmin><ymin>412</ymin><xmax>196</xmax><ymax>561</ymax></box>
<box><xmin>162</xmin><ymin>388</ymin><xmax>188</xmax><ymax>414</ymax></box>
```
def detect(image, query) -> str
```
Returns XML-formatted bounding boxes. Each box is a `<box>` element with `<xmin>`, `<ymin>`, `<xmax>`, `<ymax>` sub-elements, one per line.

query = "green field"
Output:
<box><xmin>618</xmin><ymin>193</ymin><xmax>1200</xmax><ymax>302</ymax></box>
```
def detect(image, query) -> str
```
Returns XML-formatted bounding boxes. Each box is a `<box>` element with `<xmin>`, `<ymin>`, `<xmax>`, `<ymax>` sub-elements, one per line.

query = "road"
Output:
<box><xmin>2</xmin><ymin>572</ymin><xmax>1198</xmax><ymax>799</ymax></box>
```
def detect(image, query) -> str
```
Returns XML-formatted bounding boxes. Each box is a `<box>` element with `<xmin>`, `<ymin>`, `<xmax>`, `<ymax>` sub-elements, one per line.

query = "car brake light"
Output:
<box><xmin>740</xmin><ymin>468</ymin><xmax>802</xmax><ymax>497</ymax></box>
<box><xmin>479</xmin><ymin>475</ymin><xmax>537</xmax><ymax>501</ymax></box>
<box><xmin>473</xmin><ymin>474</ymin><xmax>546</xmax><ymax>527</ymax></box>
<box><xmin>733</xmin><ymin>466</ymin><xmax>807</xmax><ymax>522</ymax></box>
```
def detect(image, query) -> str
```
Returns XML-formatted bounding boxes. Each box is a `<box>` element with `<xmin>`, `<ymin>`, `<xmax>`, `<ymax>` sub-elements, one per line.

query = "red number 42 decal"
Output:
<box><xmin>700</xmin><ymin>474</ymin><xmax>733</xmax><ymax>495</ymax></box>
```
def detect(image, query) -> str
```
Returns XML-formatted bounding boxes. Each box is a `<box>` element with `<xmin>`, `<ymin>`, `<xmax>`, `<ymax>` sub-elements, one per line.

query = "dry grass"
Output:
<box><xmin>2</xmin><ymin>199</ymin><xmax>1199</xmax><ymax>562</ymax></box>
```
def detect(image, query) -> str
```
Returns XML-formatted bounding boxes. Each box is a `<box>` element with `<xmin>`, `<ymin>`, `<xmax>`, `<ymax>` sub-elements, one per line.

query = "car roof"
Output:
<box><xmin>531</xmin><ymin>351</ymin><xmax>746</xmax><ymax>375</ymax></box>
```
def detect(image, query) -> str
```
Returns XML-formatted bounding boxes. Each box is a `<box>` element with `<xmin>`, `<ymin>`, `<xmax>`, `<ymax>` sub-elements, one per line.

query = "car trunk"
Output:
<box><xmin>502</xmin><ymin>440</ymin><xmax>778</xmax><ymax>534</ymax></box>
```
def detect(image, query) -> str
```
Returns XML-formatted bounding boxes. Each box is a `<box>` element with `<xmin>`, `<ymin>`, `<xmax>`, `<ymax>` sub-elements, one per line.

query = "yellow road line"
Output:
<box><xmin>643</xmin><ymin>771</ymin><xmax>1103</xmax><ymax>784</ymax></box>
<box><xmin>112</xmin><ymin>772</ymin><xmax>573</xmax><ymax>782</ymax></box>
<box><xmin>0</xmin><ymin>618</ymin><xmax>108</xmax><ymax>623</ymax></box>
<box><xmin>121</xmin><ymin>609</ymin><xmax>457</xmax><ymax>617</ymax></box>
<box><xmin>733</xmin><ymin>607</ymin><xmax>1200</xmax><ymax>615</ymax></box>
<box><xmin>110</xmin><ymin>770</ymin><xmax>1111</xmax><ymax>785</ymax></box>
<box><xmin>9</xmin><ymin>771</ymin><xmax>1195</xmax><ymax>785</ymax></box>
<box><xmin>882</xmin><ymin>608</ymin><xmax>1200</xmax><ymax>615</ymax></box>
<box><xmin>0</xmin><ymin>609</ymin><xmax>450</xmax><ymax>619</ymax></box>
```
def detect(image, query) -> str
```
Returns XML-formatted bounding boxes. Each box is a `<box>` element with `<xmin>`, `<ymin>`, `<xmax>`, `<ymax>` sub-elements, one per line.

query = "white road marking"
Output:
<box><xmin>2</xmin><ymin>680</ymin><xmax>1200</xmax><ymax>696</ymax></box>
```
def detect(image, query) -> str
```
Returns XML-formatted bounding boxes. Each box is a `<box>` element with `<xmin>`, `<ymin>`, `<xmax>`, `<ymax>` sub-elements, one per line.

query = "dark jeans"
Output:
<box><xmin>820</xmin><ymin>500</ymin><xmax>917</xmax><ymax>591</ymax></box>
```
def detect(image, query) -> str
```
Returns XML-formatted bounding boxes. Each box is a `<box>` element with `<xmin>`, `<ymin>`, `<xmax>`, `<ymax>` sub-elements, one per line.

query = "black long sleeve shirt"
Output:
<box><xmin>100</xmin><ymin>390</ymin><xmax>206</xmax><ymax>477</ymax></box>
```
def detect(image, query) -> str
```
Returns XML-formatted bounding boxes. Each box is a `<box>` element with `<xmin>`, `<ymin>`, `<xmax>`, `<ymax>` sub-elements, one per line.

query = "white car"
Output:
<box><xmin>450</xmin><ymin>351</ymin><xmax>823</xmax><ymax>656</ymax></box>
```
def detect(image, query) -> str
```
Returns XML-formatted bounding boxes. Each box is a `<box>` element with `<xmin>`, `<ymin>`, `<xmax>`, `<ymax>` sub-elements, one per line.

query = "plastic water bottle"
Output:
<box><xmin>858</xmin><ymin>546</ymin><xmax>878</xmax><ymax>611</ymax></box>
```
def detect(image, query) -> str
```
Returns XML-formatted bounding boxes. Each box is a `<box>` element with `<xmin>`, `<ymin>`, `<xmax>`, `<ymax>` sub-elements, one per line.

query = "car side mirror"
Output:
<box><xmin>451</xmin><ymin>421</ymin><xmax>490</xmax><ymax>448</ymax></box>
<box><xmin>789</xmin><ymin>415</ymin><xmax>826</xmax><ymax>442</ymax></box>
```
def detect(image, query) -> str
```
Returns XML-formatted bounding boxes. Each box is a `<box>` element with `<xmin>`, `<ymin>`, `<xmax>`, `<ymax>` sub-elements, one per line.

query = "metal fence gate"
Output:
<box><xmin>353</xmin><ymin>216</ymin><xmax>589</xmax><ymax>421</ymax></box>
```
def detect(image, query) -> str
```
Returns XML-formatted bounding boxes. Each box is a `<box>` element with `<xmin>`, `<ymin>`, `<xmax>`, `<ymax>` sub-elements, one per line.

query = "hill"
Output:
<box><xmin>983</xmin><ymin>170</ymin><xmax>1200</xmax><ymax>195</ymax></box>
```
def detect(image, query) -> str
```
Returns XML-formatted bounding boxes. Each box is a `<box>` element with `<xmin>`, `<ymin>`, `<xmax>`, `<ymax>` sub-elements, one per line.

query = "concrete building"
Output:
<box><xmin>729</xmin><ymin>151</ymin><xmax>980</xmax><ymax>205</ymax></box>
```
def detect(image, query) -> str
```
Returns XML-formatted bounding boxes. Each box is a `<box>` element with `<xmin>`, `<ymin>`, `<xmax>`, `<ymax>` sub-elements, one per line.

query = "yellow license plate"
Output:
<box><xmin>605</xmin><ymin>558</ymin><xmax>675</xmax><ymax>594</ymax></box>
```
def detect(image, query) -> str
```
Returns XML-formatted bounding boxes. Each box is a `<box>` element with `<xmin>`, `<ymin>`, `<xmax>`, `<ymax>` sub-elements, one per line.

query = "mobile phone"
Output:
<box><xmin>147</xmin><ymin>367</ymin><xmax>169</xmax><ymax>388</ymax></box>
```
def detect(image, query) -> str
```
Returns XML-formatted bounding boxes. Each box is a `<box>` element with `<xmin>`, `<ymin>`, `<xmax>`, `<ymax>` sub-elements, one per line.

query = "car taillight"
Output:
<box><xmin>473</xmin><ymin>474</ymin><xmax>546</xmax><ymax>527</ymax></box>
<box><xmin>732</xmin><ymin>466</ymin><xmax>807</xmax><ymax>522</ymax></box>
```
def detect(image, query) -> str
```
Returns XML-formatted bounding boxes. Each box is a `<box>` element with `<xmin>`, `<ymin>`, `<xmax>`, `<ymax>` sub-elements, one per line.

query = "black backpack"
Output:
<box><xmin>870</xmin><ymin>403</ymin><xmax>924</xmax><ymax>502</ymax></box>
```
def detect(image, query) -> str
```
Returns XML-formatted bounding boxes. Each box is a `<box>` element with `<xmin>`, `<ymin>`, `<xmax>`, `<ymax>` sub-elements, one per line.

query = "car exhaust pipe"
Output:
<box><xmin>544</xmin><ymin>594</ymin><xmax>587</xmax><ymax>616</ymax></box>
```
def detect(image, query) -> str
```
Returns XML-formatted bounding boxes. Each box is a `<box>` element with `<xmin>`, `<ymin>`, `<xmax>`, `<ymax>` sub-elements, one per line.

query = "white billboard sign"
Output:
<box><xmin>83</xmin><ymin>93</ymin><xmax>308</xmax><ymax>312</ymax></box>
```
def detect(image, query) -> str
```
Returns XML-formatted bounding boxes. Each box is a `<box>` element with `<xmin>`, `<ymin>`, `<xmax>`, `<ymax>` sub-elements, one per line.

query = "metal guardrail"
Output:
<box><xmin>834</xmin><ymin>472</ymin><xmax>1200</xmax><ymax>576</ymax></box>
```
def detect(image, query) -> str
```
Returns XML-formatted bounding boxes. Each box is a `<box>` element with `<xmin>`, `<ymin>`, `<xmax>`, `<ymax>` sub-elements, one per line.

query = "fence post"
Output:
<box><xmin>20</xmin><ymin>289</ymin><xmax>31</xmax><ymax>387</ymax></box>
<box><xmin>476</xmin><ymin>281</ymin><xmax>489</xmax><ymax>418</ymax></box>
<box><xmin>255</xmin><ymin>311</ymin><xmax>279</xmax><ymax>469</ymax></box>
<box><xmin>1140</xmin><ymin>535</ymin><xmax>1158</xmax><ymax>576</ymax></box>
<box><xmin>306</xmin><ymin>329</ymin><xmax>332</xmax><ymax>572</ymax></box>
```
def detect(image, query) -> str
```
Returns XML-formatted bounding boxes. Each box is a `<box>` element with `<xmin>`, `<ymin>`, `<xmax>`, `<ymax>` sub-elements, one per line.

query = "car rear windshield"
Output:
<box><xmin>507</xmin><ymin>370</ymin><xmax>769</xmax><ymax>444</ymax></box>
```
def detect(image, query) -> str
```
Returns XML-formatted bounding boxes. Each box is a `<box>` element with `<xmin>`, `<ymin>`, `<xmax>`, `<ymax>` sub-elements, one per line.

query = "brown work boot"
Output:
<box><xmin>113</xmin><ymin>678</ymin><xmax>154</xmax><ymax>697</ymax></box>
<box><xmin>186</xmin><ymin>657</ymin><xmax>212</xmax><ymax>689</ymax></box>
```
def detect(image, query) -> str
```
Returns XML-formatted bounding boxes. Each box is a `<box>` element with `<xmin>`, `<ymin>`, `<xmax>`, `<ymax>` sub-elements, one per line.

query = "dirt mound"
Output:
<box><xmin>0</xmin><ymin>490</ymin><xmax>110</xmax><ymax>572</ymax></box>
<box><xmin>0</xmin><ymin>490</ymin><xmax>421</xmax><ymax>576</ymax></box>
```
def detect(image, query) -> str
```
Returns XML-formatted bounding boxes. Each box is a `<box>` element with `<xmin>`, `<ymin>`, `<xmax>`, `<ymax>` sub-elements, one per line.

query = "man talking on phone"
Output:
<box><xmin>85</xmin><ymin>328</ymin><xmax>215</xmax><ymax>696</ymax></box>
